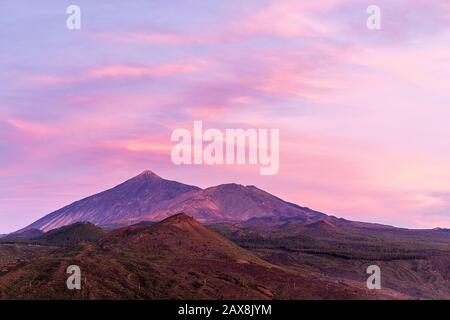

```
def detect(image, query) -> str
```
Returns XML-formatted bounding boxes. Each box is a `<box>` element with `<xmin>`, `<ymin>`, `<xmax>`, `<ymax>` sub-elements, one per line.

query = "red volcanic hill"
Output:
<box><xmin>99</xmin><ymin>213</ymin><xmax>267</xmax><ymax>265</ymax></box>
<box><xmin>0</xmin><ymin>214</ymin><xmax>395</xmax><ymax>299</ymax></box>
<box><xmin>19</xmin><ymin>170</ymin><xmax>325</xmax><ymax>232</ymax></box>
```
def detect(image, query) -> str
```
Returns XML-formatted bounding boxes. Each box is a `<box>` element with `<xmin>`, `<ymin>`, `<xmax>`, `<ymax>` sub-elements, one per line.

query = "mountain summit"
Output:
<box><xmin>21</xmin><ymin>170</ymin><xmax>200</xmax><ymax>232</ymax></box>
<box><xmin>19</xmin><ymin>170</ymin><xmax>325</xmax><ymax>232</ymax></box>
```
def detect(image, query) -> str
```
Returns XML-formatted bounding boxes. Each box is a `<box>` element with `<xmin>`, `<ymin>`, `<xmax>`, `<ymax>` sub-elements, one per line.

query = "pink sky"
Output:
<box><xmin>1</xmin><ymin>0</ymin><xmax>450</xmax><ymax>233</ymax></box>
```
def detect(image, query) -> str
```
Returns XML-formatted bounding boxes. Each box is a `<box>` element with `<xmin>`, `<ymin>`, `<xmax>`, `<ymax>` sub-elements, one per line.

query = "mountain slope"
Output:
<box><xmin>36</xmin><ymin>222</ymin><xmax>105</xmax><ymax>247</ymax></box>
<box><xmin>98</xmin><ymin>213</ymin><xmax>268</xmax><ymax>266</ymax></box>
<box><xmin>2</xmin><ymin>228</ymin><xmax>44</xmax><ymax>241</ymax></box>
<box><xmin>128</xmin><ymin>183</ymin><xmax>325</xmax><ymax>225</ymax></box>
<box><xmin>0</xmin><ymin>214</ymin><xmax>400</xmax><ymax>300</ymax></box>
<box><xmin>21</xmin><ymin>170</ymin><xmax>200</xmax><ymax>232</ymax></box>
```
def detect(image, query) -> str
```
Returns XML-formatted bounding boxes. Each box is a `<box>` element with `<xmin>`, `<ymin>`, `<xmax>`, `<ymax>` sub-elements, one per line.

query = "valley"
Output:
<box><xmin>211</xmin><ymin>216</ymin><xmax>450</xmax><ymax>299</ymax></box>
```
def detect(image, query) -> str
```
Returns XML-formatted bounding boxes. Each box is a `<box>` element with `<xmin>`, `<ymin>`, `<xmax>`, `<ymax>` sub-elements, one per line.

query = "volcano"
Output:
<box><xmin>19</xmin><ymin>170</ymin><xmax>325</xmax><ymax>232</ymax></box>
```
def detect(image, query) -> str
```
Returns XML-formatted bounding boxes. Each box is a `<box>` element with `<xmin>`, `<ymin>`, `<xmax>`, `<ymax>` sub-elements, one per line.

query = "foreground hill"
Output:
<box><xmin>1</xmin><ymin>223</ymin><xmax>105</xmax><ymax>247</ymax></box>
<box><xmin>35</xmin><ymin>222</ymin><xmax>105</xmax><ymax>247</ymax></box>
<box><xmin>18</xmin><ymin>170</ymin><xmax>324</xmax><ymax>232</ymax></box>
<box><xmin>0</xmin><ymin>214</ymin><xmax>400</xmax><ymax>300</ymax></box>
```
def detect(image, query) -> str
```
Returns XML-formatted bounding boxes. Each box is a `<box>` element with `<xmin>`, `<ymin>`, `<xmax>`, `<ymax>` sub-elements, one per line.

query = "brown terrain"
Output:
<box><xmin>211</xmin><ymin>216</ymin><xmax>450</xmax><ymax>299</ymax></box>
<box><xmin>0</xmin><ymin>214</ymin><xmax>405</xmax><ymax>299</ymax></box>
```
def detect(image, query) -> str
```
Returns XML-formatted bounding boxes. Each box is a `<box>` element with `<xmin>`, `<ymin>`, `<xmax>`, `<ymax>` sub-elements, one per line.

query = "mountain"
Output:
<box><xmin>35</xmin><ymin>222</ymin><xmax>105</xmax><ymax>247</ymax></box>
<box><xmin>21</xmin><ymin>170</ymin><xmax>200</xmax><ymax>232</ymax></box>
<box><xmin>19</xmin><ymin>170</ymin><xmax>325</xmax><ymax>232</ymax></box>
<box><xmin>1</xmin><ymin>228</ymin><xmax>44</xmax><ymax>241</ymax></box>
<box><xmin>0</xmin><ymin>214</ymin><xmax>398</xmax><ymax>299</ymax></box>
<box><xmin>136</xmin><ymin>183</ymin><xmax>325</xmax><ymax>225</ymax></box>
<box><xmin>99</xmin><ymin>213</ymin><xmax>267</xmax><ymax>265</ymax></box>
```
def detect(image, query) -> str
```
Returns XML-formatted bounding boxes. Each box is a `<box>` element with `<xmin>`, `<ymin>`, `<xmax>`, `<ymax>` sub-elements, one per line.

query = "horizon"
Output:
<box><xmin>2</xmin><ymin>1</ymin><xmax>450</xmax><ymax>233</ymax></box>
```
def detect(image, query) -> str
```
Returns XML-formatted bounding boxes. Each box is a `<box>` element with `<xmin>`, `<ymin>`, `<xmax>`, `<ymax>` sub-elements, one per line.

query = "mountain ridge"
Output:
<box><xmin>16</xmin><ymin>169</ymin><xmax>446</xmax><ymax>235</ymax></box>
<box><xmin>18</xmin><ymin>170</ymin><xmax>325</xmax><ymax>233</ymax></box>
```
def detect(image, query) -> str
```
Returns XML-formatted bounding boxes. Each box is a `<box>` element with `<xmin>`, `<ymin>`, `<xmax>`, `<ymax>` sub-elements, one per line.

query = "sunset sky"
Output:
<box><xmin>1</xmin><ymin>0</ymin><xmax>450</xmax><ymax>233</ymax></box>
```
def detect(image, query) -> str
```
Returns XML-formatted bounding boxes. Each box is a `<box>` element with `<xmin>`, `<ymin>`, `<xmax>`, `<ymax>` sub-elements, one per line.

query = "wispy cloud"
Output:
<box><xmin>24</xmin><ymin>62</ymin><xmax>207</xmax><ymax>87</ymax></box>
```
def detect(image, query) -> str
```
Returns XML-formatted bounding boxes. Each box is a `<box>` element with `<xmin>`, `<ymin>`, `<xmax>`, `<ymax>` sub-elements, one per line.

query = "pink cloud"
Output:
<box><xmin>237</xmin><ymin>0</ymin><xmax>340</xmax><ymax>38</ymax></box>
<box><xmin>88</xmin><ymin>63</ymin><xmax>202</xmax><ymax>79</ymax></box>
<box><xmin>24</xmin><ymin>62</ymin><xmax>207</xmax><ymax>87</ymax></box>
<box><xmin>25</xmin><ymin>75</ymin><xmax>73</xmax><ymax>86</ymax></box>
<box><xmin>5</xmin><ymin>117</ymin><xmax>58</xmax><ymax>137</ymax></box>
<box><xmin>95</xmin><ymin>31</ymin><xmax>211</xmax><ymax>46</ymax></box>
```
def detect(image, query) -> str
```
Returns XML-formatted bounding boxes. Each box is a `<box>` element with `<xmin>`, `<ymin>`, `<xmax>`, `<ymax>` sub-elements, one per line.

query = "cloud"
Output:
<box><xmin>236</xmin><ymin>0</ymin><xmax>341</xmax><ymax>38</ymax></box>
<box><xmin>95</xmin><ymin>31</ymin><xmax>211</xmax><ymax>46</ymax></box>
<box><xmin>24</xmin><ymin>62</ymin><xmax>206</xmax><ymax>87</ymax></box>
<box><xmin>87</xmin><ymin>64</ymin><xmax>202</xmax><ymax>79</ymax></box>
<box><xmin>5</xmin><ymin>117</ymin><xmax>58</xmax><ymax>137</ymax></box>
